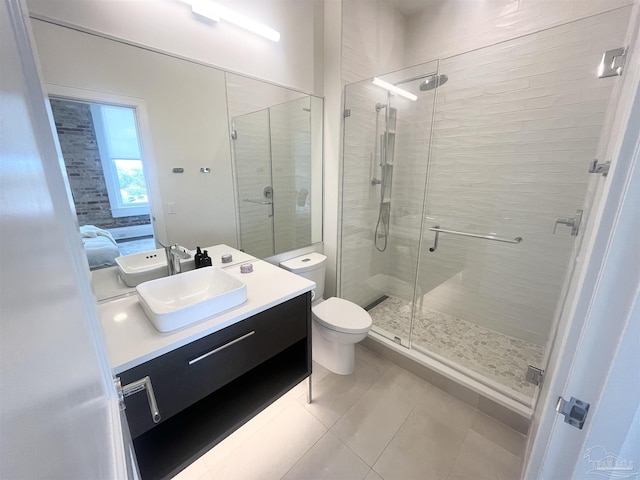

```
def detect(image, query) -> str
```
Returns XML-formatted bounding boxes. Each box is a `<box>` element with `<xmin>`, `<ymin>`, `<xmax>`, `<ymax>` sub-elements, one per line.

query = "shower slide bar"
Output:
<box><xmin>428</xmin><ymin>225</ymin><xmax>522</xmax><ymax>252</ymax></box>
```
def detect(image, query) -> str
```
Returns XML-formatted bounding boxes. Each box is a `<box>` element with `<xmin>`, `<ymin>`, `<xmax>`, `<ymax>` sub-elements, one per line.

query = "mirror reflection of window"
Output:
<box><xmin>91</xmin><ymin>104</ymin><xmax>150</xmax><ymax>217</ymax></box>
<box><xmin>49</xmin><ymin>98</ymin><xmax>156</xmax><ymax>268</ymax></box>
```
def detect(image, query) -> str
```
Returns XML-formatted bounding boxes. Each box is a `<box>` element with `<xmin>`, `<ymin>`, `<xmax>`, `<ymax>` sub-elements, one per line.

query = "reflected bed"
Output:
<box><xmin>80</xmin><ymin>225</ymin><xmax>120</xmax><ymax>269</ymax></box>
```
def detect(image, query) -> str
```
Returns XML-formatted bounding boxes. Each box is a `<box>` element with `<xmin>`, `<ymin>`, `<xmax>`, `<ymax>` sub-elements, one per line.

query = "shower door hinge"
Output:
<box><xmin>556</xmin><ymin>396</ymin><xmax>590</xmax><ymax>429</ymax></box>
<box><xmin>344</xmin><ymin>109</ymin><xmax>351</xmax><ymax>118</ymax></box>
<box><xmin>598</xmin><ymin>47</ymin><xmax>627</xmax><ymax>78</ymax></box>
<box><xmin>526</xmin><ymin>365</ymin><xmax>545</xmax><ymax>386</ymax></box>
<box><xmin>589</xmin><ymin>159</ymin><xmax>610</xmax><ymax>176</ymax></box>
<box><xmin>231</xmin><ymin>130</ymin><xmax>237</xmax><ymax>140</ymax></box>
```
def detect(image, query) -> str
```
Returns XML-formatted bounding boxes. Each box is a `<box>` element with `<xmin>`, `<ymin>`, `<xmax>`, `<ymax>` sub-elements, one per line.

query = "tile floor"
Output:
<box><xmin>173</xmin><ymin>345</ymin><xmax>525</xmax><ymax>480</ymax></box>
<box><xmin>368</xmin><ymin>296</ymin><xmax>544</xmax><ymax>397</ymax></box>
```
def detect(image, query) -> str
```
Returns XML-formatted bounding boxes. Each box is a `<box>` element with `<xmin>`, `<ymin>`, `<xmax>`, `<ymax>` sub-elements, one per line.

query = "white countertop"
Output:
<box><xmin>99</xmin><ymin>258</ymin><xmax>315</xmax><ymax>374</ymax></box>
<box><xmin>92</xmin><ymin>244</ymin><xmax>258</xmax><ymax>302</ymax></box>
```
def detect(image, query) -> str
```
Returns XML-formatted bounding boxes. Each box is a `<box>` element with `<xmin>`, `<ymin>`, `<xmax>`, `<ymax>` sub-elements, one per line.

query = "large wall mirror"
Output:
<box><xmin>226</xmin><ymin>74</ymin><xmax>323</xmax><ymax>258</ymax></box>
<box><xmin>30</xmin><ymin>18</ymin><xmax>323</xmax><ymax>277</ymax></box>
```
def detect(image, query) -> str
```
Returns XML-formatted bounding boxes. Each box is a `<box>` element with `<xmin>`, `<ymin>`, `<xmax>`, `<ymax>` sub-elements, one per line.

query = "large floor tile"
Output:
<box><xmin>289</xmin><ymin>362</ymin><xmax>331</xmax><ymax>403</ymax></box>
<box><xmin>282</xmin><ymin>431</ymin><xmax>370</xmax><ymax>480</ymax></box>
<box><xmin>414</xmin><ymin>385</ymin><xmax>478</xmax><ymax>435</ymax></box>
<box><xmin>206</xmin><ymin>402</ymin><xmax>327</xmax><ymax>480</ymax></box>
<box><xmin>447</xmin><ymin>430</ymin><xmax>522</xmax><ymax>480</ymax></box>
<box><xmin>332</xmin><ymin>366</ymin><xmax>430</xmax><ymax>465</ymax></box>
<box><xmin>201</xmin><ymin>383</ymin><xmax>300</xmax><ymax>469</ymax></box>
<box><xmin>372</xmin><ymin>388</ymin><xmax>477</xmax><ymax>480</ymax></box>
<box><xmin>355</xmin><ymin>345</ymin><xmax>391</xmax><ymax>369</ymax></box>
<box><xmin>470</xmin><ymin>412</ymin><xmax>526</xmax><ymax>457</ymax></box>
<box><xmin>364</xmin><ymin>469</ymin><xmax>384</xmax><ymax>480</ymax></box>
<box><xmin>172</xmin><ymin>457</ymin><xmax>212</xmax><ymax>480</ymax></box>
<box><xmin>301</xmin><ymin>352</ymin><xmax>388</xmax><ymax>428</ymax></box>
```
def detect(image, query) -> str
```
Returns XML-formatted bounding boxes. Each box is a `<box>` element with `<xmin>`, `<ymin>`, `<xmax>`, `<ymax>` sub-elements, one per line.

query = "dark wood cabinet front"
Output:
<box><xmin>118</xmin><ymin>291</ymin><xmax>311</xmax><ymax>470</ymax></box>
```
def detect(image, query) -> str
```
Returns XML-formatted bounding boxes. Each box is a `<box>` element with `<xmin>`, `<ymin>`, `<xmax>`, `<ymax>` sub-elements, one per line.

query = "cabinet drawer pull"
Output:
<box><xmin>188</xmin><ymin>331</ymin><xmax>256</xmax><ymax>365</ymax></box>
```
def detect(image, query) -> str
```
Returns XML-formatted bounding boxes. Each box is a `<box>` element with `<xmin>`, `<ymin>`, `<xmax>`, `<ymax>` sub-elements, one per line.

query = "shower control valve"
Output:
<box><xmin>371</xmin><ymin>178</ymin><xmax>382</xmax><ymax>186</ymax></box>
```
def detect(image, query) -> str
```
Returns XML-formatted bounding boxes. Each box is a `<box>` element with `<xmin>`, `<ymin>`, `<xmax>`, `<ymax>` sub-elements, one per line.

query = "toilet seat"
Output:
<box><xmin>312</xmin><ymin>297</ymin><xmax>372</xmax><ymax>334</ymax></box>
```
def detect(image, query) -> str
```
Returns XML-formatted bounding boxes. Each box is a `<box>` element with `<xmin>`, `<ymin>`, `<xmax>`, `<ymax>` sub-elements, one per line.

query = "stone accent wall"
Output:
<box><xmin>50</xmin><ymin>98</ymin><xmax>150</xmax><ymax>229</ymax></box>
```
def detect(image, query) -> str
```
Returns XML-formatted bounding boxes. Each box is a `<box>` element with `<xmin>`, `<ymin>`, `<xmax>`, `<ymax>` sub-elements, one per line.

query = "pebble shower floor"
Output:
<box><xmin>368</xmin><ymin>296</ymin><xmax>544</xmax><ymax>398</ymax></box>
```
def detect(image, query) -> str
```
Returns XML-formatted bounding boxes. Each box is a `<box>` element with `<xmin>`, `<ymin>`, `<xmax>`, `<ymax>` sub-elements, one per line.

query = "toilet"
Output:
<box><xmin>280</xmin><ymin>253</ymin><xmax>372</xmax><ymax>375</ymax></box>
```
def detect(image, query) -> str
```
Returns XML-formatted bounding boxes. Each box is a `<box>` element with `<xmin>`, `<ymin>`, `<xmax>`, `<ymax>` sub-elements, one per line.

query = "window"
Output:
<box><xmin>91</xmin><ymin>104</ymin><xmax>150</xmax><ymax>217</ymax></box>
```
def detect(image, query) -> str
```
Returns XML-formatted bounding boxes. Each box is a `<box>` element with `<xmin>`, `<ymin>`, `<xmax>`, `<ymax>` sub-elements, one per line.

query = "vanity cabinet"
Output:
<box><xmin>118</xmin><ymin>292</ymin><xmax>311</xmax><ymax>480</ymax></box>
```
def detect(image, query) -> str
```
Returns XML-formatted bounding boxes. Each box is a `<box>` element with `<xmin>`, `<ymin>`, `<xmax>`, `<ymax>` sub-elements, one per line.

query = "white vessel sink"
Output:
<box><xmin>116</xmin><ymin>247</ymin><xmax>192</xmax><ymax>287</ymax></box>
<box><xmin>136</xmin><ymin>267</ymin><xmax>247</xmax><ymax>332</ymax></box>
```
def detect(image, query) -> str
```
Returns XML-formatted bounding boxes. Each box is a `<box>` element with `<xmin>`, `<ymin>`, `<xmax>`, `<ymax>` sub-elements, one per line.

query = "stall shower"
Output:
<box><xmin>339</xmin><ymin>9</ymin><xmax>629</xmax><ymax>406</ymax></box>
<box><xmin>231</xmin><ymin>96</ymin><xmax>313</xmax><ymax>258</ymax></box>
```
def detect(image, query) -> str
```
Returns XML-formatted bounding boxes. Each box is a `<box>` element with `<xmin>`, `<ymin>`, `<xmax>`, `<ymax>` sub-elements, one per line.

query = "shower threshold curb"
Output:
<box><xmin>362</xmin><ymin>332</ymin><xmax>532</xmax><ymax>435</ymax></box>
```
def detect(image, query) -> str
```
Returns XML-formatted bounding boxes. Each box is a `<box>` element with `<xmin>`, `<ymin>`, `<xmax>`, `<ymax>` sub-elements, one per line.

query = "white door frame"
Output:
<box><xmin>524</xmin><ymin>4</ymin><xmax>640</xmax><ymax>477</ymax></box>
<box><xmin>2</xmin><ymin>0</ymin><xmax>131</xmax><ymax>476</ymax></box>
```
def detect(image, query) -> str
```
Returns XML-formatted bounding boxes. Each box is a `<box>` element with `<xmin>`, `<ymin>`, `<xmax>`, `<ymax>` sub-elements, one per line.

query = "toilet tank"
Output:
<box><xmin>279</xmin><ymin>252</ymin><xmax>326</xmax><ymax>300</ymax></box>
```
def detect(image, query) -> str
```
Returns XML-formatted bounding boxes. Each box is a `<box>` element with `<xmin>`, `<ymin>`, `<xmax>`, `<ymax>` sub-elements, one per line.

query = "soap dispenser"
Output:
<box><xmin>200</xmin><ymin>250</ymin><xmax>212</xmax><ymax>267</ymax></box>
<box><xmin>194</xmin><ymin>247</ymin><xmax>204</xmax><ymax>269</ymax></box>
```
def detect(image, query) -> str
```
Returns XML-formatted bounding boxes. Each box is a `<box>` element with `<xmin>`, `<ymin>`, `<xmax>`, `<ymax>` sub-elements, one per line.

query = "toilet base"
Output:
<box><xmin>311</xmin><ymin>322</ymin><xmax>356</xmax><ymax>375</ymax></box>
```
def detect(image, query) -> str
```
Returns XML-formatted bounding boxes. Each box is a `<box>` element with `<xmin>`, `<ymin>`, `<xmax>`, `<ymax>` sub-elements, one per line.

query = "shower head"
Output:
<box><xmin>419</xmin><ymin>74</ymin><xmax>448</xmax><ymax>91</ymax></box>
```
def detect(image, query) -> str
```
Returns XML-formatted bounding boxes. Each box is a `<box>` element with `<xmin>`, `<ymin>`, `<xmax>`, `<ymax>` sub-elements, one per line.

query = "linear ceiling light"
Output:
<box><xmin>187</xmin><ymin>0</ymin><xmax>280</xmax><ymax>42</ymax></box>
<box><xmin>190</xmin><ymin>0</ymin><xmax>220</xmax><ymax>21</ymax></box>
<box><xmin>372</xmin><ymin>77</ymin><xmax>417</xmax><ymax>101</ymax></box>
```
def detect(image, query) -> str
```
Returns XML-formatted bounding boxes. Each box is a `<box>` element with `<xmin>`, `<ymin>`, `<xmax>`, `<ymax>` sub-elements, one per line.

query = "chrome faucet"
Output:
<box><xmin>157</xmin><ymin>241</ymin><xmax>191</xmax><ymax>275</ymax></box>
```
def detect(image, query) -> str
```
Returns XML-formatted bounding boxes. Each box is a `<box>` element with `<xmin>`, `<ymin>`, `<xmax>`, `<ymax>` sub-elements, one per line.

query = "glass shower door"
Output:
<box><xmin>412</xmin><ymin>9</ymin><xmax>630</xmax><ymax>402</ymax></box>
<box><xmin>232</xmin><ymin>109</ymin><xmax>275</xmax><ymax>258</ymax></box>
<box><xmin>341</xmin><ymin>61</ymin><xmax>439</xmax><ymax>346</ymax></box>
<box><xmin>270</xmin><ymin>97</ymin><xmax>313</xmax><ymax>253</ymax></box>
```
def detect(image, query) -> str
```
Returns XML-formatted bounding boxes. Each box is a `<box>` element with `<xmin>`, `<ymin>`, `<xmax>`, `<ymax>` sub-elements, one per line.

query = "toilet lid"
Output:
<box><xmin>312</xmin><ymin>297</ymin><xmax>372</xmax><ymax>334</ymax></box>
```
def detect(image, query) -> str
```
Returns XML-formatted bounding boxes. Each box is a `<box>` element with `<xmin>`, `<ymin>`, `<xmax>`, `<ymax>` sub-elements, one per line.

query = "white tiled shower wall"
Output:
<box><xmin>271</xmin><ymin>97</ymin><xmax>313</xmax><ymax>253</ymax></box>
<box><xmin>232</xmin><ymin>98</ymin><xmax>313</xmax><ymax>258</ymax></box>
<box><xmin>233</xmin><ymin>109</ymin><xmax>274</xmax><ymax>258</ymax></box>
<box><xmin>418</xmin><ymin>8</ymin><xmax>630</xmax><ymax>344</ymax></box>
<box><xmin>340</xmin><ymin>1</ymin><xmax>632</xmax><ymax>346</ymax></box>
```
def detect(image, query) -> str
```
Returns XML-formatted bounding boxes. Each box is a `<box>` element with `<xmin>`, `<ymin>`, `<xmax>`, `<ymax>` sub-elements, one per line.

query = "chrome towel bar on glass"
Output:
<box><xmin>243</xmin><ymin>198</ymin><xmax>273</xmax><ymax>205</ymax></box>
<box><xmin>428</xmin><ymin>225</ymin><xmax>522</xmax><ymax>252</ymax></box>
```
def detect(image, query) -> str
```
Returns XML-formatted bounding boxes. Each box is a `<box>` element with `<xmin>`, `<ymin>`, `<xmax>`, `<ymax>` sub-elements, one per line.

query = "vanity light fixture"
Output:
<box><xmin>184</xmin><ymin>0</ymin><xmax>280</xmax><ymax>42</ymax></box>
<box><xmin>372</xmin><ymin>77</ymin><xmax>417</xmax><ymax>101</ymax></box>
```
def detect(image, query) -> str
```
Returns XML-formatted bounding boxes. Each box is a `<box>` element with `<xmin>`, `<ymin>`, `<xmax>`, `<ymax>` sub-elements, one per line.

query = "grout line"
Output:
<box><xmin>277</xmin><ymin>428</ymin><xmax>329</xmax><ymax>480</ymax></box>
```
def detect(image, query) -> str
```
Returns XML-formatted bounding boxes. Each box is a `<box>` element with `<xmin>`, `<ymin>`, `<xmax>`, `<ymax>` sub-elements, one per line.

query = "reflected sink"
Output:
<box><xmin>116</xmin><ymin>247</ymin><xmax>192</xmax><ymax>287</ymax></box>
<box><xmin>136</xmin><ymin>267</ymin><xmax>247</xmax><ymax>332</ymax></box>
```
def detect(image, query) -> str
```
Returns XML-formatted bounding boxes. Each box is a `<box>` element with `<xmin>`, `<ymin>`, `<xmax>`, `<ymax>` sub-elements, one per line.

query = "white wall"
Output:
<box><xmin>1</xmin><ymin>2</ymin><xmax>127</xmax><ymax>476</ymax></box>
<box><xmin>341</xmin><ymin>0</ymin><xmax>407</xmax><ymax>85</ymax></box>
<box><xmin>32</xmin><ymin>20</ymin><xmax>238</xmax><ymax>250</ymax></box>
<box><xmin>405</xmin><ymin>0</ymin><xmax>633</xmax><ymax>66</ymax></box>
<box><xmin>322</xmin><ymin>0</ymin><xmax>343</xmax><ymax>297</ymax></box>
<box><xmin>26</xmin><ymin>0</ymin><xmax>324</xmax><ymax>96</ymax></box>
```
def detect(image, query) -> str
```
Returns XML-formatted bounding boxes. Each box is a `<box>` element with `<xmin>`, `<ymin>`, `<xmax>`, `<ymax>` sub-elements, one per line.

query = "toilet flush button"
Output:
<box><xmin>240</xmin><ymin>263</ymin><xmax>253</xmax><ymax>273</ymax></box>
